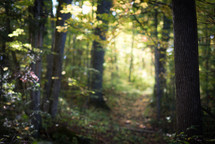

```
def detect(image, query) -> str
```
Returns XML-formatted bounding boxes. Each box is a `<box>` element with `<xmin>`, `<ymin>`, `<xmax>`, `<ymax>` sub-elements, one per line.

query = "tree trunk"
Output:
<box><xmin>160</xmin><ymin>14</ymin><xmax>171</xmax><ymax>90</ymax></box>
<box><xmin>90</xmin><ymin>0</ymin><xmax>112</xmax><ymax>107</ymax></box>
<box><xmin>29</xmin><ymin>0</ymin><xmax>47</xmax><ymax>137</ymax></box>
<box><xmin>153</xmin><ymin>10</ymin><xmax>161</xmax><ymax>121</ymax></box>
<box><xmin>156</xmin><ymin>12</ymin><xmax>171</xmax><ymax>120</ymax></box>
<box><xmin>172</xmin><ymin>0</ymin><xmax>202</xmax><ymax>137</ymax></box>
<box><xmin>43</xmin><ymin>0</ymin><xmax>55</xmax><ymax>112</ymax></box>
<box><xmin>72</xmin><ymin>35</ymin><xmax>77</xmax><ymax>77</ymax></box>
<box><xmin>0</xmin><ymin>0</ymin><xmax>11</xmax><ymax>100</ymax></box>
<box><xmin>128</xmin><ymin>22</ymin><xmax>135</xmax><ymax>82</ymax></box>
<box><xmin>49</xmin><ymin>0</ymin><xmax>72</xmax><ymax>118</ymax></box>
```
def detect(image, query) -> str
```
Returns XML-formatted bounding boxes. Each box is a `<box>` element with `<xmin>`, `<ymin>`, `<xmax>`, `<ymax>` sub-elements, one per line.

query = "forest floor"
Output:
<box><xmin>47</xmin><ymin>87</ymin><xmax>167</xmax><ymax>144</ymax></box>
<box><xmin>39</xmin><ymin>82</ymin><xmax>167</xmax><ymax>144</ymax></box>
<box><xmin>108</xmin><ymin>89</ymin><xmax>166</xmax><ymax>144</ymax></box>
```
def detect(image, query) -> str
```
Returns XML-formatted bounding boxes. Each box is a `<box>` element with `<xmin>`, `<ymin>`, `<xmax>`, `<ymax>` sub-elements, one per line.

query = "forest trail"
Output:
<box><xmin>111</xmin><ymin>93</ymin><xmax>151</xmax><ymax>129</ymax></box>
<box><xmin>107</xmin><ymin>90</ymin><xmax>165</xmax><ymax>144</ymax></box>
<box><xmin>66</xmin><ymin>90</ymin><xmax>166</xmax><ymax>144</ymax></box>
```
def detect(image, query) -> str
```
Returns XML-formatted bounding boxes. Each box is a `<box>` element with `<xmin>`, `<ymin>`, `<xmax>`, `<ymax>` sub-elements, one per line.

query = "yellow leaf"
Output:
<box><xmin>135</xmin><ymin>9</ymin><xmax>141</xmax><ymax>15</ymax></box>
<box><xmin>125</xmin><ymin>120</ymin><xmax>131</xmax><ymax>124</ymax></box>
<box><xmin>140</xmin><ymin>2</ymin><xmax>148</xmax><ymax>8</ymax></box>
<box><xmin>139</xmin><ymin>124</ymin><xmax>146</xmax><ymax>128</ymax></box>
<box><xmin>3</xmin><ymin>67</ymin><xmax>8</xmax><ymax>71</ymax></box>
<box><xmin>6</xmin><ymin>102</ymin><xmax>11</xmax><ymax>105</ymax></box>
<box><xmin>135</xmin><ymin>0</ymin><xmax>141</xmax><ymax>3</ymax></box>
<box><xmin>51</xmin><ymin>77</ymin><xmax>59</xmax><ymax>80</ymax></box>
<box><xmin>8</xmin><ymin>28</ymin><xmax>25</xmax><ymax>37</ymax></box>
<box><xmin>24</xmin><ymin>127</ymin><xmax>29</xmax><ymax>130</ymax></box>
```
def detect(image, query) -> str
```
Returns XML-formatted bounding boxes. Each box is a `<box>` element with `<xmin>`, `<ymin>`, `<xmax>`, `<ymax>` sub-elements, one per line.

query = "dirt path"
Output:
<box><xmin>108</xmin><ymin>92</ymin><xmax>166</xmax><ymax>144</ymax></box>
<box><xmin>111</xmin><ymin>93</ymin><xmax>151</xmax><ymax>128</ymax></box>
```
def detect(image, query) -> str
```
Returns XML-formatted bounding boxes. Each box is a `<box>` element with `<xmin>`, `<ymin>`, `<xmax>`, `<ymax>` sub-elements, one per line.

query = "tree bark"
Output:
<box><xmin>49</xmin><ymin>0</ymin><xmax>72</xmax><ymax>118</ymax></box>
<box><xmin>90</xmin><ymin>0</ymin><xmax>112</xmax><ymax>107</ymax></box>
<box><xmin>172</xmin><ymin>0</ymin><xmax>202</xmax><ymax>137</ymax></box>
<box><xmin>29</xmin><ymin>0</ymin><xmax>47</xmax><ymax>137</ymax></box>
<box><xmin>43</xmin><ymin>0</ymin><xmax>55</xmax><ymax>112</ymax></box>
<box><xmin>153</xmin><ymin>10</ymin><xmax>161</xmax><ymax>121</ymax></box>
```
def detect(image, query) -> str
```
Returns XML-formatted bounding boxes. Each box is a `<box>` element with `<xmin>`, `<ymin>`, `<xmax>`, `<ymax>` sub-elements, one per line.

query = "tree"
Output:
<box><xmin>43</xmin><ymin>0</ymin><xmax>56</xmax><ymax>112</ymax></box>
<box><xmin>90</xmin><ymin>0</ymin><xmax>112</xmax><ymax>107</ymax></box>
<box><xmin>29</xmin><ymin>0</ymin><xmax>47</xmax><ymax>137</ymax></box>
<box><xmin>157</xmin><ymin>8</ymin><xmax>171</xmax><ymax>121</ymax></box>
<box><xmin>0</xmin><ymin>0</ymin><xmax>12</xmax><ymax>100</ymax></box>
<box><xmin>153</xmin><ymin>9</ymin><xmax>161</xmax><ymax>121</ymax></box>
<box><xmin>128</xmin><ymin>22</ymin><xmax>135</xmax><ymax>82</ymax></box>
<box><xmin>48</xmin><ymin>0</ymin><xmax>72</xmax><ymax>118</ymax></box>
<box><xmin>172</xmin><ymin>0</ymin><xmax>202</xmax><ymax>137</ymax></box>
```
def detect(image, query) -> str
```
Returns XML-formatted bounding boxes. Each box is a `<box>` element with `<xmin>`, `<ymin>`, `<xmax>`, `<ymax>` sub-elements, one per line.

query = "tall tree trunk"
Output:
<box><xmin>90</xmin><ymin>0</ymin><xmax>112</xmax><ymax>107</ymax></box>
<box><xmin>156</xmin><ymin>12</ymin><xmax>171</xmax><ymax>120</ymax></box>
<box><xmin>172</xmin><ymin>0</ymin><xmax>202</xmax><ymax>137</ymax></box>
<box><xmin>86</xmin><ymin>41</ymin><xmax>91</xmax><ymax>89</ymax></box>
<box><xmin>72</xmin><ymin>35</ymin><xmax>77</xmax><ymax>77</ymax></box>
<box><xmin>128</xmin><ymin>22</ymin><xmax>135</xmax><ymax>82</ymax></box>
<box><xmin>49</xmin><ymin>0</ymin><xmax>72</xmax><ymax>118</ymax></box>
<box><xmin>110</xmin><ymin>39</ymin><xmax>118</xmax><ymax>84</ymax></box>
<box><xmin>153</xmin><ymin>10</ymin><xmax>161</xmax><ymax>121</ymax></box>
<box><xmin>160</xmin><ymin>14</ymin><xmax>171</xmax><ymax>89</ymax></box>
<box><xmin>29</xmin><ymin>0</ymin><xmax>47</xmax><ymax>137</ymax></box>
<box><xmin>0</xmin><ymin>0</ymin><xmax>11</xmax><ymax>100</ymax></box>
<box><xmin>30</xmin><ymin>0</ymin><xmax>47</xmax><ymax>136</ymax></box>
<box><xmin>43</xmin><ymin>0</ymin><xmax>55</xmax><ymax>112</ymax></box>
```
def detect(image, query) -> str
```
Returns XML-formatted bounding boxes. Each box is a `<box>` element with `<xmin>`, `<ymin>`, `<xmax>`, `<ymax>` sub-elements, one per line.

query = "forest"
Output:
<box><xmin>0</xmin><ymin>0</ymin><xmax>215</xmax><ymax>143</ymax></box>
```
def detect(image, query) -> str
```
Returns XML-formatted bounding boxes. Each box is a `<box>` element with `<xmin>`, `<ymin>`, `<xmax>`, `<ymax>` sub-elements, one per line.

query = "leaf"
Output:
<box><xmin>140</xmin><ymin>2</ymin><xmax>148</xmax><ymax>9</ymax></box>
<box><xmin>6</xmin><ymin>102</ymin><xmax>11</xmax><ymax>105</ymax></box>
<box><xmin>8</xmin><ymin>28</ymin><xmax>25</xmax><ymax>37</ymax></box>
<box><xmin>135</xmin><ymin>0</ymin><xmax>141</xmax><ymax>4</ymax></box>
<box><xmin>51</xmin><ymin>77</ymin><xmax>59</xmax><ymax>80</ymax></box>
<box><xmin>24</xmin><ymin>127</ymin><xmax>29</xmax><ymax>131</ymax></box>
<box><xmin>22</xmin><ymin>114</ymin><xmax>28</xmax><ymax>120</ymax></box>
<box><xmin>3</xmin><ymin>67</ymin><xmax>8</xmax><ymax>71</ymax></box>
<box><xmin>16</xmin><ymin>136</ymin><xmax>22</xmax><ymax>139</ymax></box>
<box><xmin>32</xmin><ymin>141</ymin><xmax>38</xmax><ymax>144</ymax></box>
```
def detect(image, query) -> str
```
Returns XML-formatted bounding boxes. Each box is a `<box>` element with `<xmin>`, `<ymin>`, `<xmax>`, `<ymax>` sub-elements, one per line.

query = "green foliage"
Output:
<box><xmin>165</xmin><ymin>131</ymin><xmax>204</xmax><ymax>144</ymax></box>
<box><xmin>8</xmin><ymin>28</ymin><xmax>25</xmax><ymax>37</ymax></box>
<box><xmin>0</xmin><ymin>81</ymin><xmax>34</xmax><ymax>143</ymax></box>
